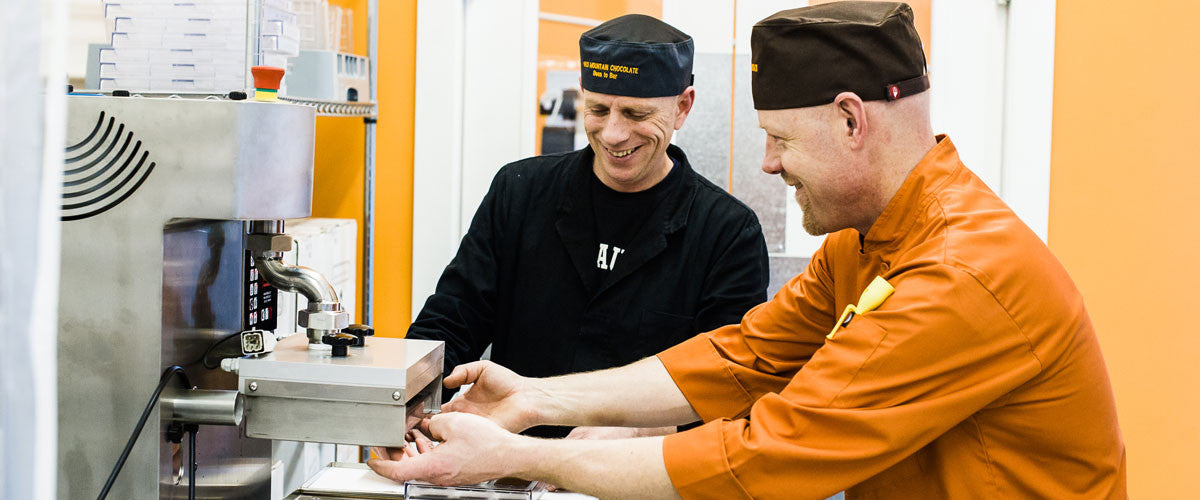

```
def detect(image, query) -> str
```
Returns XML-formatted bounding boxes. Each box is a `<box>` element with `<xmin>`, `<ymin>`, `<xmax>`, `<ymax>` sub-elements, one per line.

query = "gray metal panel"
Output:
<box><xmin>673</xmin><ymin>52</ymin><xmax>732</xmax><ymax>192</ymax></box>
<box><xmin>57</xmin><ymin>95</ymin><xmax>316</xmax><ymax>499</ymax></box>
<box><xmin>60</xmin><ymin>96</ymin><xmax>315</xmax><ymax>222</ymax></box>
<box><xmin>672</xmin><ymin>53</ymin><xmax>814</xmax><ymax>298</ymax></box>
<box><xmin>243</xmin><ymin>396</ymin><xmax>423</xmax><ymax>447</ymax></box>
<box><xmin>236</xmin><ymin>336</ymin><xmax>444</xmax><ymax>446</ymax></box>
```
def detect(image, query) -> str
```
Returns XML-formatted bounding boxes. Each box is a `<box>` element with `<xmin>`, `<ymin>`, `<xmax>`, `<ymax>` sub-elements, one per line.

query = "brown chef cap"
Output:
<box><xmin>750</xmin><ymin>1</ymin><xmax>928</xmax><ymax>110</ymax></box>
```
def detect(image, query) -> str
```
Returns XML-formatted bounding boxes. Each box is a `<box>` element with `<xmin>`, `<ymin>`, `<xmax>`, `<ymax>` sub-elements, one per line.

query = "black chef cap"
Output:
<box><xmin>579</xmin><ymin>14</ymin><xmax>694</xmax><ymax>98</ymax></box>
<box><xmin>751</xmin><ymin>1</ymin><xmax>928</xmax><ymax>110</ymax></box>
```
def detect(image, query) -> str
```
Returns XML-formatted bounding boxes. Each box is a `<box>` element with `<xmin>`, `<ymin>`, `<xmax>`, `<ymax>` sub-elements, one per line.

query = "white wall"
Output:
<box><xmin>930</xmin><ymin>0</ymin><xmax>1054</xmax><ymax>240</ymax></box>
<box><xmin>999</xmin><ymin>0</ymin><xmax>1055</xmax><ymax>240</ymax></box>
<box><xmin>2</xmin><ymin>0</ymin><xmax>66</xmax><ymax>498</ymax></box>
<box><xmin>411</xmin><ymin>0</ymin><xmax>538</xmax><ymax>318</ymax></box>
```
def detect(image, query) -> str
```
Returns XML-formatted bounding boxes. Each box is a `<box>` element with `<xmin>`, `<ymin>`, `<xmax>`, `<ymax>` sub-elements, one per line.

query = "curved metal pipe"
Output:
<box><xmin>249</xmin><ymin>220</ymin><xmax>349</xmax><ymax>344</ymax></box>
<box><xmin>254</xmin><ymin>257</ymin><xmax>339</xmax><ymax>306</ymax></box>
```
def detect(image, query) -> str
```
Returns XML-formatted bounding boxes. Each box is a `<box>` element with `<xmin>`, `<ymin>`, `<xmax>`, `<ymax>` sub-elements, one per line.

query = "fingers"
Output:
<box><xmin>410</xmin><ymin>429</ymin><xmax>435</xmax><ymax>454</ymax></box>
<box><xmin>444</xmin><ymin>360</ymin><xmax>491</xmax><ymax>389</ymax></box>
<box><xmin>425</xmin><ymin>413</ymin><xmax>449</xmax><ymax>441</ymax></box>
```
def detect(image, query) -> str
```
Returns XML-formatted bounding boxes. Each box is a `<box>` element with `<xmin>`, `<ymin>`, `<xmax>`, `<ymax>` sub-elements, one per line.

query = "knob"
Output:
<box><xmin>342</xmin><ymin>324</ymin><xmax>374</xmax><ymax>347</ymax></box>
<box><xmin>322</xmin><ymin>332</ymin><xmax>357</xmax><ymax>357</ymax></box>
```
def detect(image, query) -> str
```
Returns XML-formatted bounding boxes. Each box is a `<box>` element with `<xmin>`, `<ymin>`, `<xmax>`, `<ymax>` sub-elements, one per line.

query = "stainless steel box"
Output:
<box><xmin>233</xmin><ymin>335</ymin><xmax>444</xmax><ymax>447</ymax></box>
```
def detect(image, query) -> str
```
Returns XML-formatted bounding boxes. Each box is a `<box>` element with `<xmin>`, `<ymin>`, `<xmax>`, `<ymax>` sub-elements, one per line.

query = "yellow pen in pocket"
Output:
<box><xmin>828</xmin><ymin>276</ymin><xmax>895</xmax><ymax>339</ymax></box>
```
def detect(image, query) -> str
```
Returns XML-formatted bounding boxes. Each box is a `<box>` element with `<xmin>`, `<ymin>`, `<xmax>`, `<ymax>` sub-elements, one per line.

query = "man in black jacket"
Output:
<box><xmin>406</xmin><ymin>14</ymin><xmax>769</xmax><ymax>440</ymax></box>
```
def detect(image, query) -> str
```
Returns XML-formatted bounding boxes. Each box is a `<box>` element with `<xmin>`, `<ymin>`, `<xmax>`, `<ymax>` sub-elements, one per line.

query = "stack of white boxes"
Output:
<box><xmin>285</xmin><ymin>0</ymin><xmax>369</xmax><ymax>101</ymax></box>
<box><xmin>293</xmin><ymin>0</ymin><xmax>351</xmax><ymax>53</ymax></box>
<box><xmin>97</xmin><ymin>0</ymin><xmax>300</xmax><ymax>94</ymax></box>
<box><xmin>258</xmin><ymin>0</ymin><xmax>301</xmax><ymax>72</ymax></box>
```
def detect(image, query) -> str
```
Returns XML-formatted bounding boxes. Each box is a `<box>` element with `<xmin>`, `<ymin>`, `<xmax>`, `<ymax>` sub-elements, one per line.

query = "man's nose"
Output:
<box><xmin>761</xmin><ymin>149</ymin><xmax>782</xmax><ymax>175</ymax></box>
<box><xmin>600</xmin><ymin>115</ymin><xmax>631</xmax><ymax>145</ymax></box>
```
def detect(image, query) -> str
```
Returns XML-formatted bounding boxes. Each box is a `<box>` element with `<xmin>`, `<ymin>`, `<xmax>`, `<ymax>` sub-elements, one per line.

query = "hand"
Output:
<box><xmin>441</xmin><ymin>361</ymin><xmax>541</xmax><ymax>432</ymax></box>
<box><xmin>370</xmin><ymin>429</ymin><xmax>436</xmax><ymax>463</ymax></box>
<box><xmin>368</xmin><ymin>412</ymin><xmax>523</xmax><ymax>486</ymax></box>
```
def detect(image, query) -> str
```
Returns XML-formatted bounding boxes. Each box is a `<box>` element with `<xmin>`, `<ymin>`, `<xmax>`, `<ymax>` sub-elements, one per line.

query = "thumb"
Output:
<box><xmin>367</xmin><ymin>454</ymin><xmax>433</xmax><ymax>484</ymax></box>
<box><xmin>444</xmin><ymin>361</ymin><xmax>489</xmax><ymax>389</ymax></box>
<box><xmin>424</xmin><ymin>413</ymin><xmax>451</xmax><ymax>442</ymax></box>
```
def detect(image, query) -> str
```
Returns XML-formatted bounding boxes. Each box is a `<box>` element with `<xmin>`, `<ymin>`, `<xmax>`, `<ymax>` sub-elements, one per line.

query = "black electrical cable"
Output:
<box><xmin>201</xmin><ymin>331</ymin><xmax>244</xmax><ymax>369</ymax></box>
<box><xmin>97</xmin><ymin>365</ymin><xmax>191</xmax><ymax>500</ymax></box>
<box><xmin>188</xmin><ymin>425</ymin><xmax>197</xmax><ymax>500</ymax></box>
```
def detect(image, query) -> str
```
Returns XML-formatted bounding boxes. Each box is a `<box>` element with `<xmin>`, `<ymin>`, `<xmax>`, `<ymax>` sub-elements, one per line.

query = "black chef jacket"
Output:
<box><xmin>407</xmin><ymin>144</ymin><xmax>769</xmax><ymax>387</ymax></box>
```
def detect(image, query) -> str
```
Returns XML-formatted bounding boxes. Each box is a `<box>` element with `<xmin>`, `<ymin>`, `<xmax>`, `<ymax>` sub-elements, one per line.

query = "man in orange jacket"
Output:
<box><xmin>368</xmin><ymin>3</ymin><xmax>1127</xmax><ymax>499</ymax></box>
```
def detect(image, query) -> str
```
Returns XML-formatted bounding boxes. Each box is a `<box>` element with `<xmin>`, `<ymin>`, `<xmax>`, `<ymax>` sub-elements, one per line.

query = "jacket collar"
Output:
<box><xmin>556</xmin><ymin>144</ymin><xmax>697</xmax><ymax>232</ymax></box>
<box><xmin>555</xmin><ymin>144</ymin><xmax>698</xmax><ymax>295</ymax></box>
<box><xmin>859</xmin><ymin>135</ymin><xmax>963</xmax><ymax>253</ymax></box>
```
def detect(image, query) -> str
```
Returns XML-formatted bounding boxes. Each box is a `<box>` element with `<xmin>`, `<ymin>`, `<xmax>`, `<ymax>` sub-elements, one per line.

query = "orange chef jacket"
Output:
<box><xmin>658</xmin><ymin>136</ymin><xmax>1126</xmax><ymax>499</ymax></box>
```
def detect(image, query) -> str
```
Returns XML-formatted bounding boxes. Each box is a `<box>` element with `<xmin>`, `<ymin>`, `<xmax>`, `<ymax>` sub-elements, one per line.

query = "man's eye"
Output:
<box><xmin>625</xmin><ymin>111</ymin><xmax>649</xmax><ymax>120</ymax></box>
<box><xmin>590</xmin><ymin>107</ymin><xmax>609</xmax><ymax>116</ymax></box>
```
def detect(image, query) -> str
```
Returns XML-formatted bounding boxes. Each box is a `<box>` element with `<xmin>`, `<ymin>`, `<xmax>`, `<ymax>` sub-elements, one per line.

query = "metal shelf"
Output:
<box><xmin>279</xmin><ymin>96</ymin><xmax>377</xmax><ymax>117</ymax></box>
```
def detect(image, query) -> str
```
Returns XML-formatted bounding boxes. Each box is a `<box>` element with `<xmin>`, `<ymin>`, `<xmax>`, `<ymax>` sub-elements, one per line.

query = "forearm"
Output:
<box><xmin>532</xmin><ymin>356</ymin><xmax>698</xmax><ymax>428</ymax></box>
<box><xmin>513</xmin><ymin>435</ymin><xmax>681</xmax><ymax>500</ymax></box>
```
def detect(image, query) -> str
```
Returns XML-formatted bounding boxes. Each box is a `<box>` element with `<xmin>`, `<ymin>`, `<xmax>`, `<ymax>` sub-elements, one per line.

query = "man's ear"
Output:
<box><xmin>674</xmin><ymin>86</ymin><xmax>696</xmax><ymax>130</ymax></box>
<box><xmin>833</xmin><ymin>92</ymin><xmax>867</xmax><ymax>149</ymax></box>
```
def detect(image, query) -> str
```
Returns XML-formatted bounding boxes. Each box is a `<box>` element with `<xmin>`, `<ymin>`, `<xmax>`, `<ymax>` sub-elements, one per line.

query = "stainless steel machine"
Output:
<box><xmin>57</xmin><ymin>94</ymin><xmax>443</xmax><ymax>499</ymax></box>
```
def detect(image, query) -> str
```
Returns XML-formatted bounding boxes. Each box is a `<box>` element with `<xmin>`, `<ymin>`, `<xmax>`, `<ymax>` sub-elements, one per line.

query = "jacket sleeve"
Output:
<box><xmin>657</xmin><ymin>264</ymin><xmax>1043</xmax><ymax>500</ymax></box>
<box><xmin>692</xmin><ymin>214</ymin><xmax>770</xmax><ymax>334</ymax></box>
<box><xmin>659</xmin><ymin>238</ymin><xmax>839</xmax><ymax>420</ymax></box>
<box><xmin>406</xmin><ymin>167</ymin><xmax>511</xmax><ymax>373</ymax></box>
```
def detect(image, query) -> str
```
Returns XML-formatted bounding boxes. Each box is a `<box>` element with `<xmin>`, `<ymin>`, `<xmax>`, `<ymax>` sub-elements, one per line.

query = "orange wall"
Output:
<box><xmin>1050</xmin><ymin>2</ymin><xmax>1200</xmax><ymax>497</ymax></box>
<box><xmin>310</xmin><ymin>116</ymin><xmax>365</xmax><ymax>316</ymax></box>
<box><xmin>540</xmin><ymin>0</ymin><xmax>662</xmax><ymax>21</ymax></box>
<box><xmin>310</xmin><ymin>0</ymin><xmax>416</xmax><ymax>336</ymax></box>
<box><xmin>373</xmin><ymin>0</ymin><xmax>417</xmax><ymax>337</ymax></box>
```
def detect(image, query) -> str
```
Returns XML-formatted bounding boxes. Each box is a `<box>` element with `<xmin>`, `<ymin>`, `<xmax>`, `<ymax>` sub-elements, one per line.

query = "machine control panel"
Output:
<box><xmin>244</xmin><ymin>250</ymin><xmax>278</xmax><ymax>331</ymax></box>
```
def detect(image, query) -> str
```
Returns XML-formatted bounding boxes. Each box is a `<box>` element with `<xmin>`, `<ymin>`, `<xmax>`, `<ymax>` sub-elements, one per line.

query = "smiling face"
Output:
<box><xmin>758</xmin><ymin>105</ymin><xmax>877</xmax><ymax>236</ymax></box>
<box><xmin>582</xmin><ymin>88</ymin><xmax>694</xmax><ymax>192</ymax></box>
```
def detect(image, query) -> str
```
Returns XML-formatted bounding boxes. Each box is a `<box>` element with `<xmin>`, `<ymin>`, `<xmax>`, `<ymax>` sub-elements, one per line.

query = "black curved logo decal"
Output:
<box><xmin>61</xmin><ymin>111</ymin><xmax>157</xmax><ymax>221</ymax></box>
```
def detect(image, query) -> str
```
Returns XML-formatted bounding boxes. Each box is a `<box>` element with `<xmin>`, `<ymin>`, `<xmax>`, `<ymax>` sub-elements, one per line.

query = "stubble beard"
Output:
<box><xmin>797</xmin><ymin>189</ymin><xmax>827</xmax><ymax>236</ymax></box>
